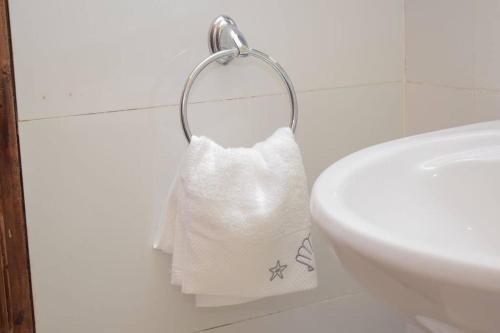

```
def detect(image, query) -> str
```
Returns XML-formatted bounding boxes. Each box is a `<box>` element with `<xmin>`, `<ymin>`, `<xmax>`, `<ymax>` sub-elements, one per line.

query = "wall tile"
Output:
<box><xmin>19</xmin><ymin>83</ymin><xmax>403</xmax><ymax>333</ymax></box>
<box><xmin>475</xmin><ymin>90</ymin><xmax>500</xmax><ymax>121</ymax></box>
<box><xmin>405</xmin><ymin>0</ymin><xmax>475</xmax><ymax>88</ymax></box>
<box><xmin>405</xmin><ymin>0</ymin><xmax>500</xmax><ymax>135</ymax></box>
<box><xmin>10</xmin><ymin>0</ymin><xmax>403</xmax><ymax>120</ymax></box>
<box><xmin>405</xmin><ymin>83</ymin><xmax>475</xmax><ymax>135</ymax></box>
<box><xmin>296</xmin><ymin>84</ymin><xmax>404</xmax><ymax>180</ymax></box>
<box><xmin>203</xmin><ymin>293</ymin><xmax>406</xmax><ymax>333</ymax></box>
<box><xmin>475</xmin><ymin>0</ymin><xmax>500</xmax><ymax>90</ymax></box>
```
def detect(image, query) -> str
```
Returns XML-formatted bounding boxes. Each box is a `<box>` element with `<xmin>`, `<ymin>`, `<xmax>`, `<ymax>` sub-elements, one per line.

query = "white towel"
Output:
<box><xmin>154</xmin><ymin>127</ymin><xmax>317</xmax><ymax>306</ymax></box>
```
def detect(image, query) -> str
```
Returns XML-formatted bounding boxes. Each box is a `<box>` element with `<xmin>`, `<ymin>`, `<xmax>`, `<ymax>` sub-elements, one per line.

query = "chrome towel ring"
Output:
<box><xmin>180</xmin><ymin>15</ymin><xmax>298</xmax><ymax>143</ymax></box>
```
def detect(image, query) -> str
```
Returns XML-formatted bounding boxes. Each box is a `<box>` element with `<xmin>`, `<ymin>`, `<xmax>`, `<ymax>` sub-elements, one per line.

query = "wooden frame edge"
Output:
<box><xmin>0</xmin><ymin>0</ymin><xmax>35</xmax><ymax>332</ymax></box>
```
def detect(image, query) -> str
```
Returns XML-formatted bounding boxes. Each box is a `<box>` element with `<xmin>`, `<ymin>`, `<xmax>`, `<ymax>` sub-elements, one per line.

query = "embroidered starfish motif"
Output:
<box><xmin>269</xmin><ymin>260</ymin><xmax>287</xmax><ymax>281</ymax></box>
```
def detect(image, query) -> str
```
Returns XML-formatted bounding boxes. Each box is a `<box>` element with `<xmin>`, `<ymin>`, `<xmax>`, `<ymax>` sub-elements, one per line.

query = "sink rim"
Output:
<box><xmin>311</xmin><ymin>121</ymin><xmax>500</xmax><ymax>292</ymax></box>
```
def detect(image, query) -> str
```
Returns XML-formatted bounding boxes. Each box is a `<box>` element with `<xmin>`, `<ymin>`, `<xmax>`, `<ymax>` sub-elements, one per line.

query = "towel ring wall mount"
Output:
<box><xmin>180</xmin><ymin>15</ymin><xmax>298</xmax><ymax>142</ymax></box>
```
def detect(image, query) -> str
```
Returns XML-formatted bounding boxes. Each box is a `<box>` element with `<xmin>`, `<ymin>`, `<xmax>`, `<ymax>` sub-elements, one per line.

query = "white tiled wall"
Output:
<box><xmin>405</xmin><ymin>0</ymin><xmax>500</xmax><ymax>134</ymax></box>
<box><xmin>10</xmin><ymin>0</ymin><xmax>403</xmax><ymax>121</ymax></box>
<box><xmin>18</xmin><ymin>0</ymin><xmax>500</xmax><ymax>332</ymax></box>
<box><xmin>204</xmin><ymin>294</ymin><xmax>405</xmax><ymax>333</ymax></box>
<box><xmin>11</xmin><ymin>1</ymin><xmax>408</xmax><ymax>332</ymax></box>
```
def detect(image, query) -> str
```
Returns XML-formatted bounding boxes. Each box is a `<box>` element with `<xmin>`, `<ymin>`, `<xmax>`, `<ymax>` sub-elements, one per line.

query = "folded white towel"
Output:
<box><xmin>154</xmin><ymin>128</ymin><xmax>317</xmax><ymax>306</ymax></box>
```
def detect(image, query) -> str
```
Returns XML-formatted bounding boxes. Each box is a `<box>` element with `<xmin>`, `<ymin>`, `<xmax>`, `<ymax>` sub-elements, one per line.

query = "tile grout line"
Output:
<box><xmin>192</xmin><ymin>291</ymin><xmax>366</xmax><ymax>333</ymax></box>
<box><xmin>472</xmin><ymin>1</ymin><xmax>478</xmax><ymax>116</ymax></box>
<box><xmin>407</xmin><ymin>80</ymin><xmax>500</xmax><ymax>94</ymax></box>
<box><xmin>18</xmin><ymin>81</ymin><xmax>402</xmax><ymax>123</ymax></box>
<box><xmin>402</xmin><ymin>0</ymin><xmax>408</xmax><ymax>136</ymax></box>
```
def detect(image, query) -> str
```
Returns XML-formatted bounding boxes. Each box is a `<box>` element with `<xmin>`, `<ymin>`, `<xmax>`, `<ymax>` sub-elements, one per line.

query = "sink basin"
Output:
<box><xmin>311</xmin><ymin>121</ymin><xmax>500</xmax><ymax>333</ymax></box>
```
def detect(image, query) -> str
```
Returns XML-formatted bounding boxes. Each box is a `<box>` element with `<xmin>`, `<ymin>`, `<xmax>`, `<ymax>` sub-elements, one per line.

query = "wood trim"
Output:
<box><xmin>0</xmin><ymin>0</ymin><xmax>34</xmax><ymax>332</ymax></box>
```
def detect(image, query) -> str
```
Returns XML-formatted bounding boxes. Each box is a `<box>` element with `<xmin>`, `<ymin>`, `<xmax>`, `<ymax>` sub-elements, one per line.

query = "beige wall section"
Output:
<box><xmin>10</xmin><ymin>0</ymin><xmax>403</xmax><ymax>121</ymax></box>
<box><xmin>11</xmin><ymin>1</ymin><xmax>405</xmax><ymax>332</ymax></box>
<box><xmin>405</xmin><ymin>0</ymin><xmax>500</xmax><ymax>134</ymax></box>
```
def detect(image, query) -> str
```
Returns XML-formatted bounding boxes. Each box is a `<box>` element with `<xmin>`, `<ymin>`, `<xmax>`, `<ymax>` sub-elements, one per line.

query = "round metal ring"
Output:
<box><xmin>179</xmin><ymin>48</ymin><xmax>298</xmax><ymax>142</ymax></box>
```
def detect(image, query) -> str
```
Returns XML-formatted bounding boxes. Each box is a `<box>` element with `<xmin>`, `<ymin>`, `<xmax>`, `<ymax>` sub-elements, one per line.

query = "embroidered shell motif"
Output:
<box><xmin>295</xmin><ymin>234</ymin><xmax>315</xmax><ymax>271</ymax></box>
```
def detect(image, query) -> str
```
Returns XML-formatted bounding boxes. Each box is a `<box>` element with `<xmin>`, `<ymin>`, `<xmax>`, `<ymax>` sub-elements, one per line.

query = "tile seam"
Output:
<box><xmin>192</xmin><ymin>291</ymin><xmax>366</xmax><ymax>333</ymax></box>
<box><xmin>18</xmin><ymin>81</ymin><xmax>402</xmax><ymax>123</ymax></box>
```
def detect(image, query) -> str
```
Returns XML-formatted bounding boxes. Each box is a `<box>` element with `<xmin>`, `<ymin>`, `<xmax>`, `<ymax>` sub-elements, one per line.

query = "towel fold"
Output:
<box><xmin>154</xmin><ymin>127</ymin><xmax>317</xmax><ymax>306</ymax></box>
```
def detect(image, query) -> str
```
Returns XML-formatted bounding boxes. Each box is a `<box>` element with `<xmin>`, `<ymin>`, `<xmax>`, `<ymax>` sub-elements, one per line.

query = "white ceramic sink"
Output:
<box><xmin>311</xmin><ymin>121</ymin><xmax>500</xmax><ymax>333</ymax></box>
